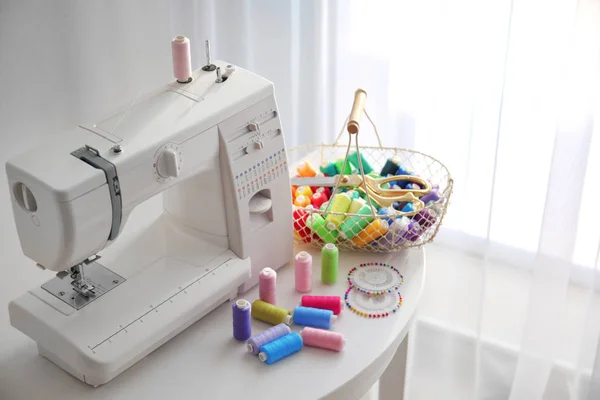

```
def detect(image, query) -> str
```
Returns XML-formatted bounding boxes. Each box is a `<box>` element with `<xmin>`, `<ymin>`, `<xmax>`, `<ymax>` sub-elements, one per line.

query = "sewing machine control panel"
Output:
<box><xmin>220</xmin><ymin>96</ymin><xmax>289</xmax><ymax>201</ymax></box>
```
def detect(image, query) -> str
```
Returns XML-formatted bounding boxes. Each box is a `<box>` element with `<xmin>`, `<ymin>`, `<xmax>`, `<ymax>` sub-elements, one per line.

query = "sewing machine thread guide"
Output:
<box><xmin>41</xmin><ymin>262</ymin><xmax>124</xmax><ymax>310</ymax></box>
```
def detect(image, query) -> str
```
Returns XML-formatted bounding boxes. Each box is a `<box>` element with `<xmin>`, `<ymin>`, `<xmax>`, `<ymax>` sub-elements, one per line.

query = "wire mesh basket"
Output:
<box><xmin>288</xmin><ymin>89</ymin><xmax>453</xmax><ymax>253</ymax></box>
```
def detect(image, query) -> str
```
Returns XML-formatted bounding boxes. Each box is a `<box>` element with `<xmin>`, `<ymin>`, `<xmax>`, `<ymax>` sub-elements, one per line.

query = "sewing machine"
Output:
<box><xmin>5</xmin><ymin>49</ymin><xmax>293</xmax><ymax>386</ymax></box>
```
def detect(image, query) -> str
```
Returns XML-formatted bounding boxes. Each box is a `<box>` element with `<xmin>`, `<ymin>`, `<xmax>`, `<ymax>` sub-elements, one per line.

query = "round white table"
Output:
<box><xmin>0</xmin><ymin>244</ymin><xmax>425</xmax><ymax>400</ymax></box>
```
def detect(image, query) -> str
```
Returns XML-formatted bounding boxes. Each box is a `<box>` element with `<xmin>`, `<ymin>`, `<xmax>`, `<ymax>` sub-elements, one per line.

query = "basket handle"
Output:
<box><xmin>334</xmin><ymin>89</ymin><xmax>383</xmax><ymax>148</ymax></box>
<box><xmin>347</xmin><ymin>89</ymin><xmax>367</xmax><ymax>134</ymax></box>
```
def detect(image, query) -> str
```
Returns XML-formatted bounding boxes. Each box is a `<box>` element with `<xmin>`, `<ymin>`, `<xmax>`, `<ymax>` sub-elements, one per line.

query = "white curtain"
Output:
<box><xmin>2</xmin><ymin>0</ymin><xmax>600</xmax><ymax>398</ymax></box>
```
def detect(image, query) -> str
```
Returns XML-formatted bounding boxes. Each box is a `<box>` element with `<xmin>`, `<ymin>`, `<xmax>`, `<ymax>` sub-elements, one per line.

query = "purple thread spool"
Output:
<box><xmin>403</xmin><ymin>220</ymin><xmax>422</xmax><ymax>242</ymax></box>
<box><xmin>414</xmin><ymin>208</ymin><xmax>437</xmax><ymax>230</ymax></box>
<box><xmin>382</xmin><ymin>218</ymin><xmax>410</xmax><ymax>249</ymax></box>
<box><xmin>421</xmin><ymin>188</ymin><xmax>440</xmax><ymax>204</ymax></box>
<box><xmin>247</xmin><ymin>323</ymin><xmax>292</xmax><ymax>355</ymax></box>
<box><xmin>232</xmin><ymin>299</ymin><xmax>252</xmax><ymax>341</ymax></box>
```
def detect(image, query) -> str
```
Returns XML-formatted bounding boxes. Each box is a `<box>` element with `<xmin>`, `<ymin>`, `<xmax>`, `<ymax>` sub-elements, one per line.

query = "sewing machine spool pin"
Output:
<box><xmin>202</xmin><ymin>40</ymin><xmax>217</xmax><ymax>71</ymax></box>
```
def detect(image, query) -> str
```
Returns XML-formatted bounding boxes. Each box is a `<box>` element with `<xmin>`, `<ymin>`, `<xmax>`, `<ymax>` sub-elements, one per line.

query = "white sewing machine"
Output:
<box><xmin>5</xmin><ymin>45</ymin><xmax>293</xmax><ymax>386</ymax></box>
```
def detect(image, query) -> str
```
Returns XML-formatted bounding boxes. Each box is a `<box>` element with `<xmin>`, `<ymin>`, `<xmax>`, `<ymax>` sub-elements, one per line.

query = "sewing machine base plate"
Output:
<box><xmin>41</xmin><ymin>262</ymin><xmax>125</xmax><ymax>310</ymax></box>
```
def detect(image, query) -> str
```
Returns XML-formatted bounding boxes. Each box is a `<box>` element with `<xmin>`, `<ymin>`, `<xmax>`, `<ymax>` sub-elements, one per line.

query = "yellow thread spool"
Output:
<box><xmin>352</xmin><ymin>219</ymin><xmax>389</xmax><ymax>247</ymax></box>
<box><xmin>295</xmin><ymin>185</ymin><xmax>313</xmax><ymax>198</ymax></box>
<box><xmin>347</xmin><ymin>198</ymin><xmax>367</xmax><ymax>214</ymax></box>
<box><xmin>325</xmin><ymin>193</ymin><xmax>352</xmax><ymax>230</ymax></box>
<box><xmin>297</xmin><ymin>161</ymin><xmax>318</xmax><ymax>177</ymax></box>
<box><xmin>294</xmin><ymin>195</ymin><xmax>311</xmax><ymax>207</ymax></box>
<box><xmin>251</xmin><ymin>300</ymin><xmax>292</xmax><ymax>325</ymax></box>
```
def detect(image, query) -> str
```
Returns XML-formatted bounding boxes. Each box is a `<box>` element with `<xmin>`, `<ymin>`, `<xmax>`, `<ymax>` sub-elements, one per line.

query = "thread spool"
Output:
<box><xmin>380</xmin><ymin>157</ymin><xmax>401</xmax><ymax>177</ymax></box>
<box><xmin>300</xmin><ymin>296</ymin><xmax>343</xmax><ymax>315</ymax></box>
<box><xmin>334</xmin><ymin>158</ymin><xmax>353</xmax><ymax>174</ymax></box>
<box><xmin>296</xmin><ymin>185</ymin><xmax>313</xmax><ymax>198</ymax></box>
<box><xmin>315</xmin><ymin>186</ymin><xmax>331</xmax><ymax>200</ymax></box>
<box><xmin>321</xmin><ymin>243</ymin><xmax>339</xmax><ymax>284</ymax></box>
<box><xmin>232</xmin><ymin>299</ymin><xmax>252</xmax><ymax>341</ymax></box>
<box><xmin>382</xmin><ymin>217</ymin><xmax>409</xmax><ymax>249</ymax></box>
<box><xmin>347</xmin><ymin>198</ymin><xmax>367</xmax><ymax>214</ymax></box>
<box><xmin>301</xmin><ymin>327</ymin><xmax>345</xmax><ymax>352</ymax></box>
<box><xmin>346</xmin><ymin>190</ymin><xmax>361</xmax><ymax>200</ymax></box>
<box><xmin>259</xmin><ymin>268</ymin><xmax>277</xmax><ymax>305</ymax></box>
<box><xmin>421</xmin><ymin>188</ymin><xmax>441</xmax><ymax>204</ymax></box>
<box><xmin>293</xmin><ymin>306</ymin><xmax>336</xmax><ymax>329</ymax></box>
<box><xmin>402</xmin><ymin>220</ymin><xmax>421</xmax><ymax>242</ymax></box>
<box><xmin>339</xmin><ymin>205</ymin><xmax>375</xmax><ymax>240</ymax></box>
<box><xmin>414</xmin><ymin>208</ymin><xmax>437</xmax><ymax>230</ymax></box>
<box><xmin>297</xmin><ymin>161</ymin><xmax>317</xmax><ymax>177</ymax></box>
<box><xmin>171</xmin><ymin>36</ymin><xmax>192</xmax><ymax>83</ymax></box>
<box><xmin>295</xmin><ymin>251</ymin><xmax>312</xmax><ymax>293</ymax></box>
<box><xmin>320</xmin><ymin>201</ymin><xmax>329</xmax><ymax>211</ymax></box>
<box><xmin>258</xmin><ymin>332</ymin><xmax>303</xmax><ymax>365</ymax></box>
<box><xmin>306</xmin><ymin>213</ymin><xmax>339</xmax><ymax>243</ymax></box>
<box><xmin>293</xmin><ymin>208</ymin><xmax>313</xmax><ymax>243</ymax></box>
<box><xmin>352</xmin><ymin>219</ymin><xmax>389</xmax><ymax>247</ymax></box>
<box><xmin>251</xmin><ymin>300</ymin><xmax>292</xmax><ymax>325</ymax></box>
<box><xmin>325</xmin><ymin>193</ymin><xmax>352</xmax><ymax>230</ymax></box>
<box><xmin>347</xmin><ymin>151</ymin><xmax>373</xmax><ymax>174</ymax></box>
<box><xmin>401</xmin><ymin>203</ymin><xmax>414</xmax><ymax>213</ymax></box>
<box><xmin>320</xmin><ymin>162</ymin><xmax>338</xmax><ymax>177</ymax></box>
<box><xmin>396</xmin><ymin>165</ymin><xmax>413</xmax><ymax>176</ymax></box>
<box><xmin>294</xmin><ymin>195</ymin><xmax>310</xmax><ymax>207</ymax></box>
<box><xmin>310</xmin><ymin>192</ymin><xmax>328</xmax><ymax>209</ymax></box>
<box><xmin>378</xmin><ymin>207</ymin><xmax>395</xmax><ymax>225</ymax></box>
<box><xmin>246</xmin><ymin>323</ymin><xmax>291</xmax><ymax>355</ymax></box>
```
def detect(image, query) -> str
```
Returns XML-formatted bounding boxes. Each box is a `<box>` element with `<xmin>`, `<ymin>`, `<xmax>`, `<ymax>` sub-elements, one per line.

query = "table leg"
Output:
<box><xmin>378</xmin><ymin>332</ymin><xmax>409</xmax><ymax>400</ymax></box>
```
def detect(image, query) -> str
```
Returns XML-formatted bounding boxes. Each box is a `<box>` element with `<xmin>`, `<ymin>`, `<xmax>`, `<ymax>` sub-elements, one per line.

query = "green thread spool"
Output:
<box><xmin>348</xmin><ymin>198</ymin><xmax>366</xmax><ymax>214</ymax></box>
<box><xmin>320</xmin><ymin>201</ymin><xmax>329</xmax><ymax>211</ymax></box>
<box><xmin>325</xmin><ymin>193</ymin><xmax>351</xmax><ymax>230</ymax></box>
<box><xmin>321</xmin><ymin>243</ymin><xmax>339</xmax><ymax>284</ymax></box>
<box><xmin>334</xmin><ymin>158</ymin><xmax>353</xmax><ymax>174</ymax></box>
<box><xmin>251</xmin><ymin>300</ymin><xmax>292</xmax><ymax>325</ymax></box>
<box><xmin>306</xmin><ymin>213</ymin><xmax>339</xmax><ymax>243</ymax></box>
<box><xmin>348</xmin><ymin>151</ymin><xmax>373</xmax><ymax>174</ymax></box>
<box><xmin>339</xmin><ymin>205</ymin><xmax>375</xmax><ymax>239</ymax></box>
<box><xmin>346</xmin><ymin>190</ymin><xmax>361</xmax><ymax>200</ymax></box>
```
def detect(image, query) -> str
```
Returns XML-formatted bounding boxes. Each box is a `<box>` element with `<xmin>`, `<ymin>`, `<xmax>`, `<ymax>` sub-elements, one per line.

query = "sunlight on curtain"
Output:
<box><xmin>340</xmin><ymin>0</ymin><xmax>600</xmax><ymax>270</ymax></box>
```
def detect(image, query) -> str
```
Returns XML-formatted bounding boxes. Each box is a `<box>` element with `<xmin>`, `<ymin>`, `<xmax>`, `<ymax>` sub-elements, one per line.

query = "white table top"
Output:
<box><xmin>0</xmin><ymin>230</ymin><xmax>425</xmax><ymax>400</ymax></box>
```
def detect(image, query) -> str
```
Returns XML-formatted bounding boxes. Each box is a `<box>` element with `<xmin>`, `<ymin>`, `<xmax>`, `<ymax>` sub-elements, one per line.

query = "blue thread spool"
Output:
<box><xmin>293</xmin><ymin>306</ymin><xmax>336</xmax><ymax>329</ymax></box>
<box><xmin>378</xmin><ymin>206</ymin><xmax>395</xmax><ymax>225</ymax></box>
<box><xmin>401</xmin><ymin>203</ymin><xmax>414</xmax><ymax>213</ymax></box>
<box><xmin>258</xmin><ymin>332</ymin><xmax>303</xmax><ymax>365</ymax></box>
<box><xmin>396</xmin><ymin>165</ymin><xmax>414</xmax><ymax>188</ymax></box>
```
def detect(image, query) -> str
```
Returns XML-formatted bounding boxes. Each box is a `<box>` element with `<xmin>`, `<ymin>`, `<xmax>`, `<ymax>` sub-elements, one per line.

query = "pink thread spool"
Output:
<box><xmin>295</xmin><ymin>251</ymin><xmax>312</xmax><ymax>293</ymax></box>
<box><xmin>300</xmin><ymin>295</ymin><xmax>343</xmax><ymax>315</ymax></box>
<box><xmin>171</xmin><ymin>35</ymin><xmax>192</xmax><ymax>83</ymax></box>
<box><xmin>301</xmin><ymin>327</ymin><xmax>345</xmax><ymax>352</ymax></box>
<box><xmin>259</xmin><ymin>268</ymin><xmax>277</xmax><ymax>305</ymax></box>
